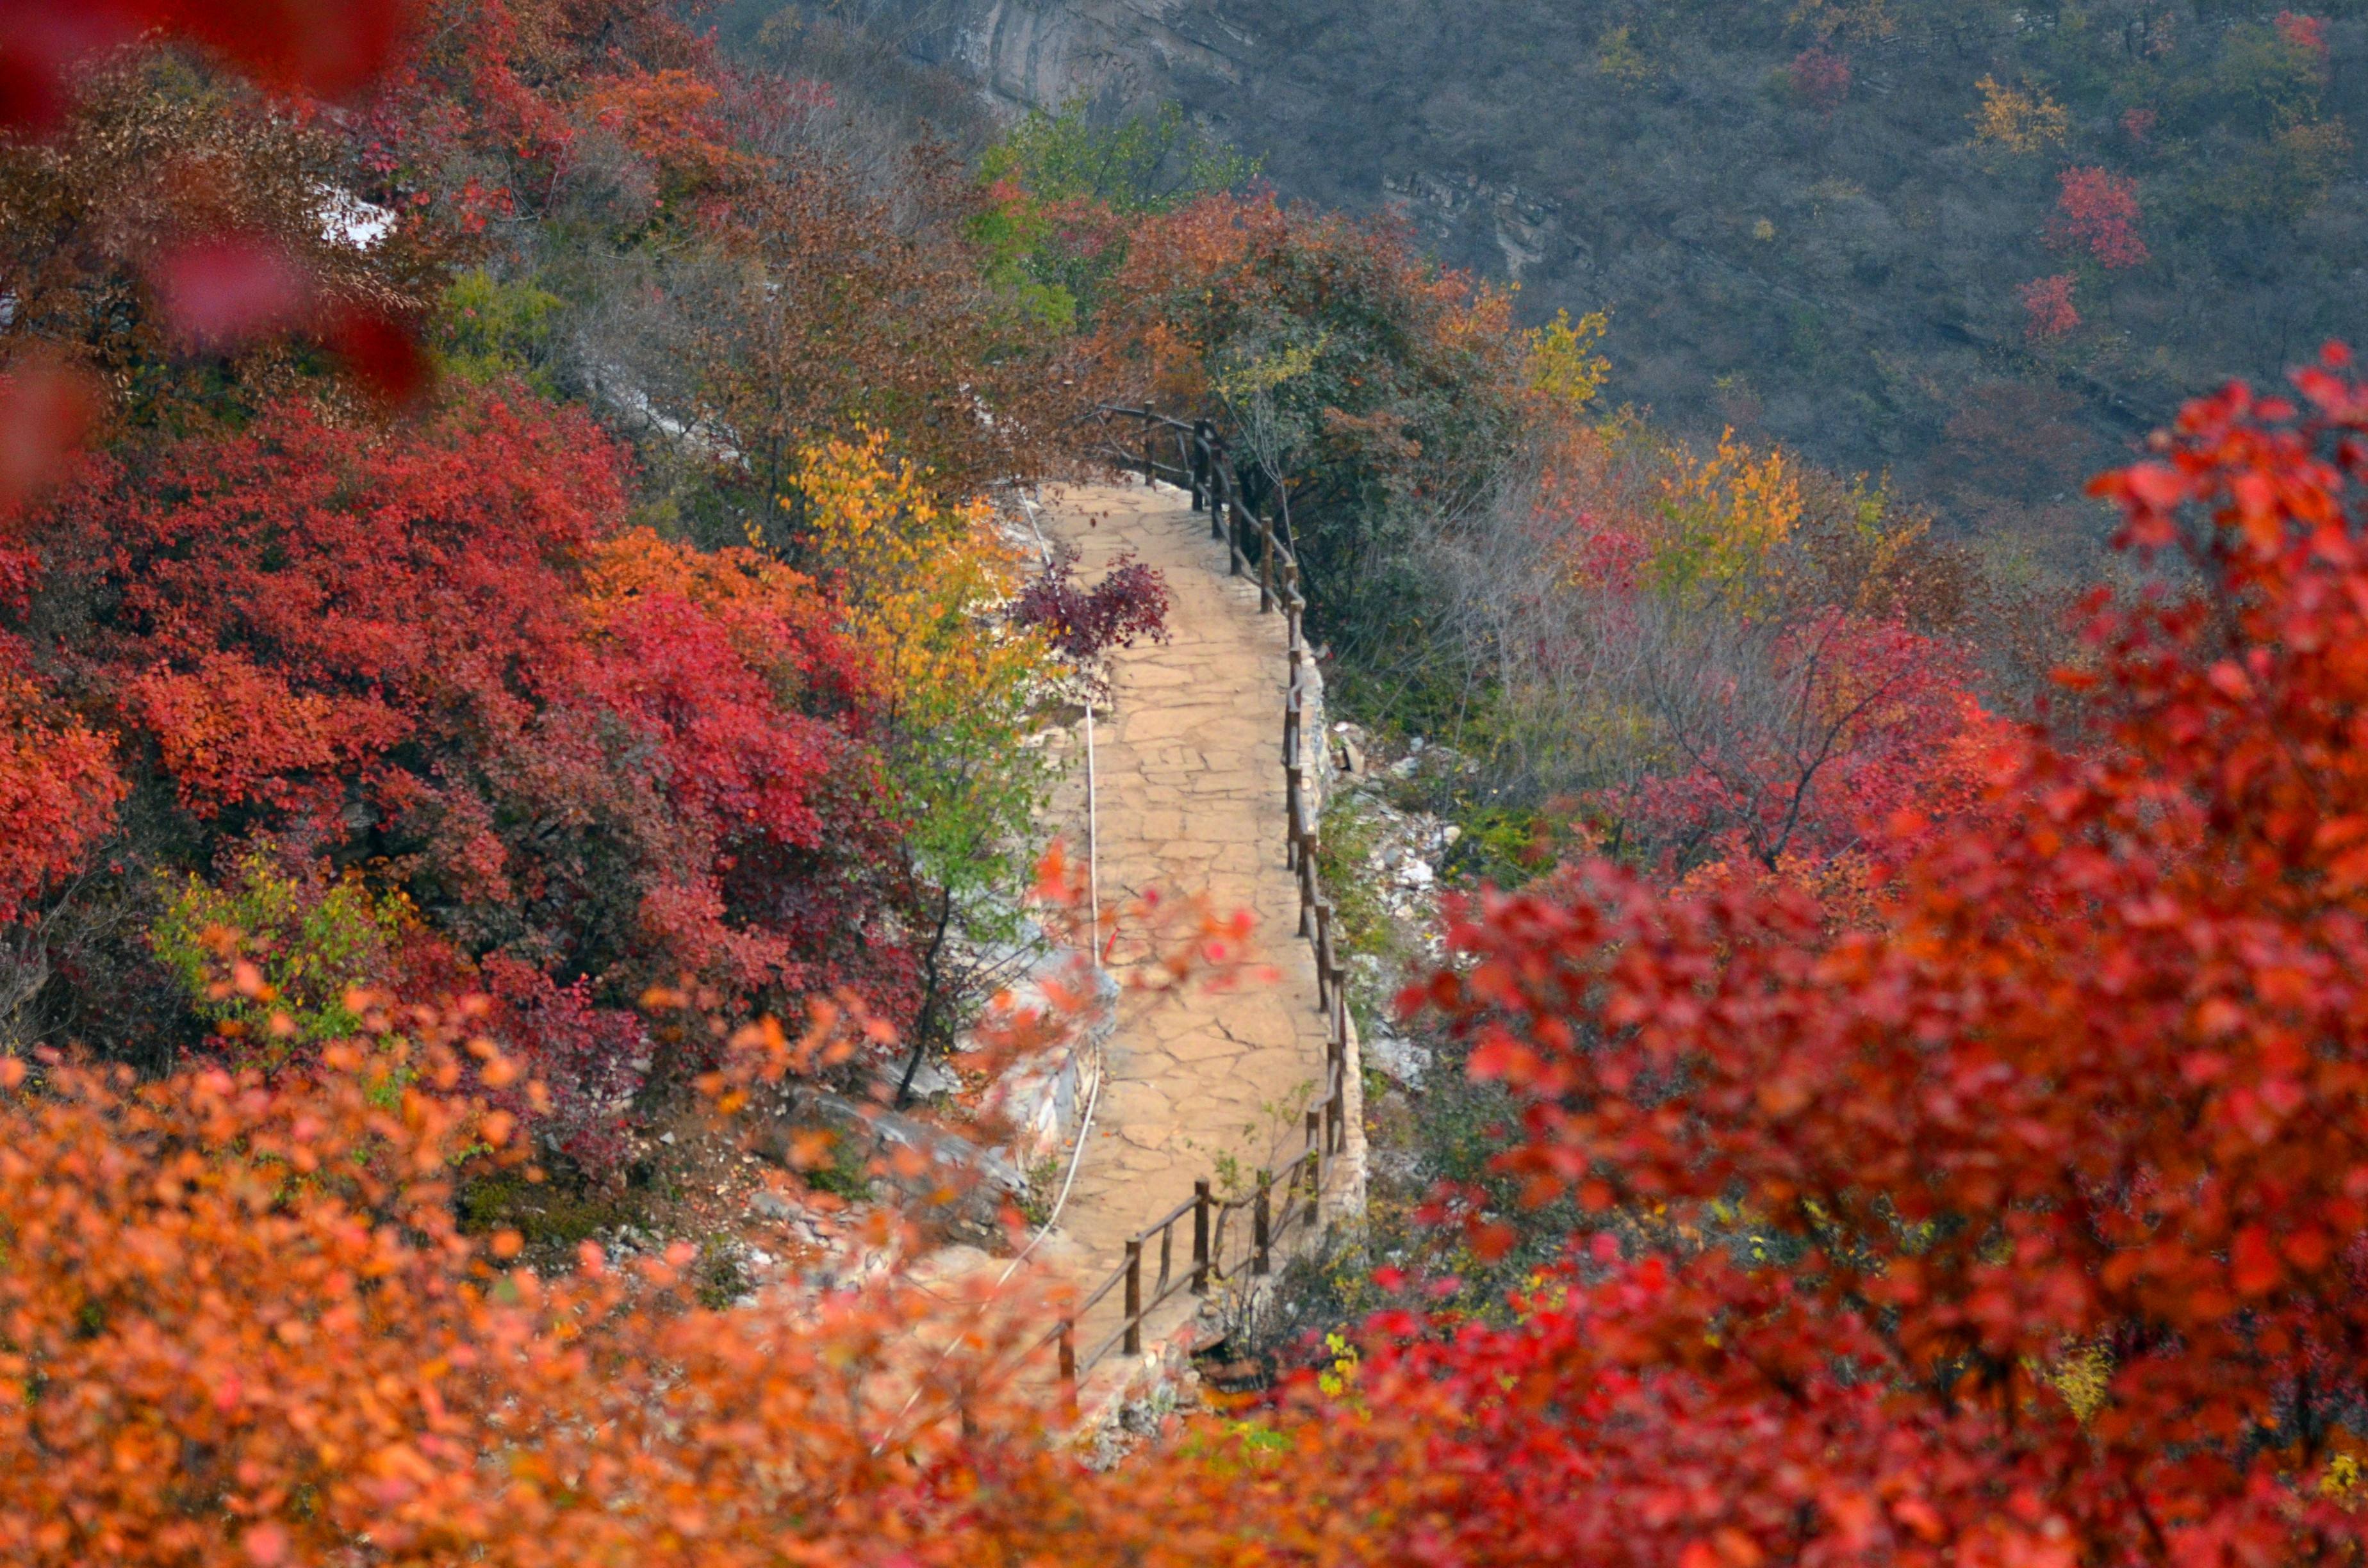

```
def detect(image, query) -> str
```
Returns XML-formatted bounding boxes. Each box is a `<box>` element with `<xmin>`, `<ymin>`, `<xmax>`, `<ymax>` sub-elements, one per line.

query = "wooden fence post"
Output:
<box><xmin>1123</xmin><ymin>1238</ymin><xmax>1143</xmax><ymax>1355</ymax></box>
<box><xmin>1209</xmin><ymin>446</ymin><xmax>1229</xmax><ymax>542</ymax></box>
<box><xmin>1192</xmin><ymin>1179</ymin><xmax>1212</xmax><ymax>1294</ymax></box>
<box><xmin>1284</xmin><ymin>762</ymin><xmax>1304</xmax><ymax>872</ymax></box>
<box><xmin>1058</xmin><ymin>1319</ymin><xmax>1076</xmax><ymax>1402</ymax></box>
<box><xmin>1257</xmin><ymin>514</ymin><xmax>1276</xmax><ymax>612</ymax></box>
<box><xmin>1312</xmin><ymin>903</ymin><xmax>1332</xmax><ymax>1010</ymax></box>
<box><xmin>1330</xmin><ymin>1030</ymin><xmax>1348</xmax><ymax>1156</ymax></box>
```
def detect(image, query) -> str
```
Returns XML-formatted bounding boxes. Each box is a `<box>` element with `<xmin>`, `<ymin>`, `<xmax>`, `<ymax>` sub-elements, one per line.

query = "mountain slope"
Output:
<box><xmin>743</xmin><ymin>0</ymin><xmax>2368</xmax><ymax>568</ymax></box>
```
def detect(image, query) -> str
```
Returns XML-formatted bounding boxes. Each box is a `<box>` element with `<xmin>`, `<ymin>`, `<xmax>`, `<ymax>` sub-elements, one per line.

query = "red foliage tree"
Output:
<box><xmin>11</xmin><ymin>388</ymin><xmax>910</xmax><ymax>1151</ymax></box>
<box><xmin>0</xmin><ymin>651</ymin><xmax>123</xmax><ymax>924</ymax></box>
<box><xmin>1320</xmin><ymin>345</ymin><xmax>2368</xmax><ymax>1567</ymax></box>
<box><xmin>2278</xmin><ymin>11</ymin><xmax>2331</xmax><ymax>60</ymax></box>
<box><xmin>1789</xmin><ymin>47</ymin><xmax>1852</xmax><ymax>117</ymax></box>
<box><xmin>2019</xmin><ymin>272</ymin><xmax>2080</xmax><ymax>339</ymax></box>
<box><xmin>347</xmin><ymin>0</ymin><xmax>720</xmax><ymax>252</ymax></box>
<box><xmin>1008</xmin><ymin>548</ymin><xmax>1171</xmax><ymax>663</ymax></box>
<box><xmin>2048</xmin><ymin>166</ymin><xmax>2149</xmax><ymax>270</ymax></box>
<box><xmin>1613</xmin><ymin>609</ymin><xmax>1997</xmax><ymax>882</ymax></box>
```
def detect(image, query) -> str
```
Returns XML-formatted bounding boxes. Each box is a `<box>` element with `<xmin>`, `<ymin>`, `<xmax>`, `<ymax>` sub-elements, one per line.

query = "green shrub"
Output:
<box><xmin>438</xmin><ymin>268</ymin><xmax>566</xmax><ymax>396</ymax></box>
<box><xmin>149</xmin><ymin>853</ymin><xmax>410</xmax><ymax>1059</ymax></box>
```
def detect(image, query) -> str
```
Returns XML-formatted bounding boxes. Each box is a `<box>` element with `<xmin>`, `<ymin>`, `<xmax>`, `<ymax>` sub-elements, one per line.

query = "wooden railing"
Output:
<box><xmin>1043</xmin><ymin>404</ymin><xmax>1356</xmax><ymax>1397</ymax></box>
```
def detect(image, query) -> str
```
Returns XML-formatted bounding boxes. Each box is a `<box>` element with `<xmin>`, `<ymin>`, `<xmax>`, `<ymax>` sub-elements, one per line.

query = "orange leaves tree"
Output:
<box><xmin>1258</xmin><ymin>349</ymin><xmax>2368</xmax><ymax>1566</ymax></box>
<box><xmin>0</xmin><ymin>1025</ymin><xmax>1076</xmax><ymax>1568</ymax></box>
<box><xmin>1090</xmin><ymin>191</ymin><xmax>1525</xmax><ymax>685</ymax></box>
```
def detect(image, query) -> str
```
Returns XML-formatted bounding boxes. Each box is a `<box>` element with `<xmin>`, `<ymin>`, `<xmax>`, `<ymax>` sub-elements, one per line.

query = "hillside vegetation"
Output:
<box><xmin>772</xmin><ymin>0</ymin><xmax>2368</xmax><ymax>575</ymax></box>
<box><xmin>8</xmin><ymin>4</ymin><xmax>2368</xmax><ymax>1567</ymax></box>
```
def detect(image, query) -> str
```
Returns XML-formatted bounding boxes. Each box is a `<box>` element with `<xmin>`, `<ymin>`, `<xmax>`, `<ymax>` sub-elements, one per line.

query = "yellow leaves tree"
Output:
<box><xmin>1596</xmin><ymin>25</ymin><xmax>1656</xmax><ymax>88</ymax></box>
<box><xmin>1647</xmin><ymin>430</ymin><xmax>1805</xmax><ymax>608</ymax></box>
<box><xmin>768</xmin><ymin>432</ymin><xmax>1063</xmax><ymax>1091</ymax></box>
<box><xmin>1523</xmin><ymin>308</ymin><xmax>1613</xmax><ymax>417</ymax></box>
<box><xmin>1971</xmin><ymin>76</ymin><xmax>2070</xmax><ymax>155</ymax></box>
<box><xmin>774</xmin><ymin>430</ymin><xmax>1051</xmax><ymax>735</ymax></box>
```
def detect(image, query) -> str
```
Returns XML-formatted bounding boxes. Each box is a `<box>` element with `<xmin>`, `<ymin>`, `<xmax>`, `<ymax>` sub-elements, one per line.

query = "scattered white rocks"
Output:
<box><xmin>1331</xmin><ymin>720</ymin><xmax>1367</xmax><ymax>776</ymax></box>
<box><xmin>901</xmin><ymin>1058</ymin><xmax>961</xmax><ymax>1098</ymax></box>
<box><xmin>1363</xmin><ymin>1024</ymin><xmax>1435</xmax><ymax>1089</ymax></box>
<box><xmin>1320</xmin><ymin>724</ymin><xmax>1496</xmax><ymax>1089</ymax></box>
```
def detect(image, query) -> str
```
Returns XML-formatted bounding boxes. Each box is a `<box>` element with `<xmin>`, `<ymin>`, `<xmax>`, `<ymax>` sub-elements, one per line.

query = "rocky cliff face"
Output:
<box><xmin>933</xmin><ymin>1</ymin><xmax>1247</xmax><ymax>112</ymax></box>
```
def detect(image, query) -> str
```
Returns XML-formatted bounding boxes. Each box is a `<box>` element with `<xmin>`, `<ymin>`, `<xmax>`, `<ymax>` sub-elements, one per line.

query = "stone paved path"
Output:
<box><xmin>1033</xmin><ymin>478</ymin><xmax>1331</xmax><ymax>1355</ymax></box>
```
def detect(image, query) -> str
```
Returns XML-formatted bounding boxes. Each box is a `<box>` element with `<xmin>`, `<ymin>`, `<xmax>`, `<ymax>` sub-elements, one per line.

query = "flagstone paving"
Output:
<box><xmin>1030</xmin><ymin>478</ymin><xmax>1333</xmax><ymax>1359</ymax></box>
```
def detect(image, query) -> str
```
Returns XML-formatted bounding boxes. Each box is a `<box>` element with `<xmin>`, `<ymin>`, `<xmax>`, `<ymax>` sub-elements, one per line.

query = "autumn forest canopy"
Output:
<box><xmin>4</xmin><ymin>2</ymin><xmax>2368</xmax><ymax>1564</ymax></box>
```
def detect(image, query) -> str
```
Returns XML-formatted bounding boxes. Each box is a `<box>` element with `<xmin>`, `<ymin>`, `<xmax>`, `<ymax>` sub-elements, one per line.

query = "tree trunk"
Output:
<box><xmin>894</xmin><ymin>883</ymin><xmax>958</xmax><ymax>1107</ymax></box>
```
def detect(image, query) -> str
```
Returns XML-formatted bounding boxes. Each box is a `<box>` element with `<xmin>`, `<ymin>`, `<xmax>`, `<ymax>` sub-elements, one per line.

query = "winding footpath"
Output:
<box><xmin>1033</xmin><ymin>478</ymin><xmax>1336</xmax><ymax>1357</ymax></box>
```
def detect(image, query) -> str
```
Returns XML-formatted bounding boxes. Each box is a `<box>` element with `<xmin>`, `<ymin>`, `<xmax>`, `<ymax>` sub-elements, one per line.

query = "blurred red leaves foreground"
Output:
<box><xmin>0</xmin><ymin>352</ymin><xmax>96</xmax><ymax>518</ymax></box>
<box><xmin>0</xmin><ymin>0</ymin><xmax>407</xmax><ymax>135</ymax></box>
<box><xmin>0</xmin><ymin>0</ymin><xmax>428</xmax><ymax>468</ymax></box>
<box><xmin>0</xmin><ymin>1011</ymin><xmax>1051</xmax><ymax>1568</ymax></box>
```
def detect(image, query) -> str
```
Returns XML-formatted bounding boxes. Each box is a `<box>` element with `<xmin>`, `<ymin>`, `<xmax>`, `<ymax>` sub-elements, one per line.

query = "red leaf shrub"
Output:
<box><xmin>10</xmin><ymin>386</ymin><xmax>911</xmax><ymax>1153</ymax></box>
<box><xmin>2047</xmin><ymin>166</ymin><xmax>2149</xmax><ymax>270</ymax></box>
<box><xmin>2278</xmin><ymin>10</ymin><xmax>2330</xmax><ymax>60</ymax></box>
<box><xmin>1326</xmin><ymin>345</ymin><xmax>2368</xmax><ymax>1567</ymax></box>
<box><xmin>0</xmin><ymin>652</ymin><xmax>124</xmax><ymax>923</ymax></box>
<box><xmin>1788</xmin><ymin>48</ymin><xmax>1851</xmax><ymax>116</ymax></box>
<box><xmin>2019</xmin><ymin>272</ymin><xmax>2080</xmax><ymax>339</ymax></box>
<box><xmin>1009</xmin><ymin>548</ymin><xmax>1171</xmax><ymax>662</ymax></box>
